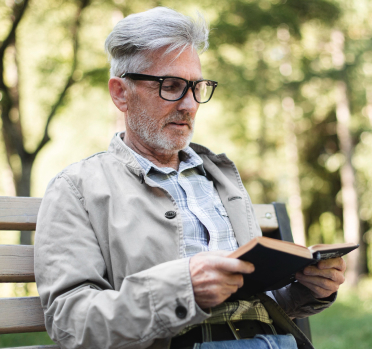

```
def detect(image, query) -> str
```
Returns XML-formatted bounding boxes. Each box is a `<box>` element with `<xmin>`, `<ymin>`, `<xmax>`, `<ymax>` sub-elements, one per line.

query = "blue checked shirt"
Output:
<box><xmin>128</xmin><ymin>145</ymin><xmax>239</xmax><ymax>257</ymax></box>
<box><xmin>125</xmin><ymin>140</ymin><xmax>274</xmax><ymax>334</ymax></box>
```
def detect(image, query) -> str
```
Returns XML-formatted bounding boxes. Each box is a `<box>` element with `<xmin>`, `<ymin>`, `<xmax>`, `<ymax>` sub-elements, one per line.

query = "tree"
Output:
<box><xmin>0</xmin><ymin>0</ymin><xmax>91</xmax><ymax>244</ymax></box>
<box><xmin>199</xmin><ymin>0</ymin><xmax>372</xmax><ymax>283</ymax></box>
<box><xmin>198</xmin><ymin>0</ymin><xmax>341</xmax><ymax>247</ymax></box>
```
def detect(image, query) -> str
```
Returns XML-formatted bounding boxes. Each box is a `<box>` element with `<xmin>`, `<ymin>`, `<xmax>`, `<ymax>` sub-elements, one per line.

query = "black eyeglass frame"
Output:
<box><xmin>121</xmin><ymin>73</ymin><xmax>218</xmax><ymax>104</ymax></box>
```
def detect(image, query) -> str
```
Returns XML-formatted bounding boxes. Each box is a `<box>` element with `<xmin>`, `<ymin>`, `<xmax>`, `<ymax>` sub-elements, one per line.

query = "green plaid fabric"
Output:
<box><xmin>177</xmin><ymin>298</ymin><xmax>274</xmax><ymax>336</ymax></box>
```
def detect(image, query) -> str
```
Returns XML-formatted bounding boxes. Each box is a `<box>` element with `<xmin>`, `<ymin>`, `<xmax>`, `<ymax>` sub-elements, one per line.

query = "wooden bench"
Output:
<box><xmin>0</xmin><ymin>196</ymin><xmax>311</xmax><ymax>348</ymax></box>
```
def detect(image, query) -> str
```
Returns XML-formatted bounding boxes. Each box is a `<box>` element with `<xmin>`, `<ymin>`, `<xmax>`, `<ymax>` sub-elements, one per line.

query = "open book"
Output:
<box><xmin>227</xmin><ymin>236</ymin><xmax>358</xmax><ymax>300</ymax></box>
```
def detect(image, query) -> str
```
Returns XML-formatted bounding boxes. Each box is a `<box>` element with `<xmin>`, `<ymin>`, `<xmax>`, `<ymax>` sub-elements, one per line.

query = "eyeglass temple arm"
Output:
<box><xmin>121</xmin><ymin>73</ymin><xmax>162</xmax><ymax>82</ymax></box>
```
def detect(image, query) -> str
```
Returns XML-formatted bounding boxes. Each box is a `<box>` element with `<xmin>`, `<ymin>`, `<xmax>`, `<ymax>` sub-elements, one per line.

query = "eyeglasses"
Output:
<box><xmin>121</xmin><ymin>73</ymin><xmax>218</xmax><ymax>104</ymax></box>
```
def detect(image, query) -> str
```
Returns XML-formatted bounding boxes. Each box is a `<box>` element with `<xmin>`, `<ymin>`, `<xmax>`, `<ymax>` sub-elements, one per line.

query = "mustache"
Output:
<box><xmin>163</xmin><ymin>113</ymin><xmax>193</xmax><ymax>126</ymax></box>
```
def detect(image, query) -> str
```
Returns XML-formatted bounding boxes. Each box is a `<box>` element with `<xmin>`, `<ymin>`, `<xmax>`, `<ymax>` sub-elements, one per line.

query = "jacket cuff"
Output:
<box><xmin>145</xmin><ymin>257</ymin><xmax>210</xmax><ymax>336</ymax></box>
<box><xmin>270</xmin><ymin>281</ymin><xmax>337</xmax><ymax>318</ymax></box>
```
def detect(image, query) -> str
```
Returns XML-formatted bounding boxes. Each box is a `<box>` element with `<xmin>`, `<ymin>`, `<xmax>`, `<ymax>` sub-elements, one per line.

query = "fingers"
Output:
<box><xmin>214</xmin><ymin>256</ymin><xmax>255</xmax><ymax>274</ymax></box>
<box><xmin>190</xmin><ymin>252</ymin><xmax>254</xmax><ymax>274</ymax></box>
<box><xmin>190</xmin><ymin>252</ymin><xmax>255</xmax><ymax>309</ymax></box>
<box><xmin>302</xmin><ymin>257</ymin><xmax>346</xmax><ymax>283</ymax></box>
<box><xmin>295</xmin><ymin>277</ymin><xmax>336</xmax><ymax>299</ymax></box>
<box><xmin>192</xmin><ymin>282</ymin><xmax>241</xmax><ymax>308</ymax></box>
<box><xmin>296</xmin><ymin>257</ymin><xmax>346</xmax><ymax>298</ymax></box>
<box><xmin>317</xmin><ymin>257</ymin><xmax>346</xmax><ymax>272</ymax></box>
<box><xmin>302</xmin><ymin>265</ymin><xmax>345</xmax><ymax>283</ymax></box>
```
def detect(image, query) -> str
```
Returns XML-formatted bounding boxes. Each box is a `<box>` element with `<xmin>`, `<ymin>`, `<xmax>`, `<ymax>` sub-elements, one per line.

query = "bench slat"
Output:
<box><xmin>2</xmin><ymin>346</ymin><xmax>59</xmax><ymax>349</ymax></box>
<box><xmin>252</xmin><ymin>204</ymin><xmax>278</xmax><ymax>232</ymax></box>
<box><xmin>0</xmin><ymin>197</ymin><xmax>41</xmax><ymax>231</ymax></box>
<box><xmin>0</xmin><ymin>196</ymin><xmax>278</xmax><ymax>233</ymax></box>
<box><xmin>0</xmin><ymin>297</ymin><xmax>45</xmax><ymax>334</ymax></box>
<box><xmin>0</xmin><ymin>245</ymin><xmax>35</xmax><ymax>282</ymax></box>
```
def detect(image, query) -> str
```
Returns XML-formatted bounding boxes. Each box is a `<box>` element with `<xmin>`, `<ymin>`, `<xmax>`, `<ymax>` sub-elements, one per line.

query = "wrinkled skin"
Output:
<box><xmin>189</xmin><ymin>250</ymin><xmax>254</xmax><ymax>309</ymax></box>
<box><xmin>296</xmin><ymin>257</ymin><xmax>346</xmax><ymax>299</ymax></box>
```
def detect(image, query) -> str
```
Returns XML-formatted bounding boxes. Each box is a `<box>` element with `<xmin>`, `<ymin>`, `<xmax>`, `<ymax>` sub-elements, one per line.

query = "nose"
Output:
<box><xmin>176</xmin><ymin>87</ymin><xmax>199</xmax><ymax>115</ymax></box>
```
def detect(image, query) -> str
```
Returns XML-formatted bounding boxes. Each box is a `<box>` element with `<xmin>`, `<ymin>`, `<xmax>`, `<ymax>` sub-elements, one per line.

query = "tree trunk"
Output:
<box><xmin>335</xmin><ymin>80</ymin><xmax>361</xmax><ymax>286</ymax></box>
<box><xmin>16</xmin><ymin>155</ymin><xmax>34</xmax><ymax>245</ymax></box>
<box><xmin>282</xmin><ymin>97</ymin><xmax>306</xmax><ymax>246</ymax></box>
<box><xmin>0</xmin><ymin>0</ymin><xmax>89</xmax><ymax>245</ymax></box>
<box><xmin>366</xmin><ymin>86</ymin><xmax>372</xmax><ymax>125</ymax></box>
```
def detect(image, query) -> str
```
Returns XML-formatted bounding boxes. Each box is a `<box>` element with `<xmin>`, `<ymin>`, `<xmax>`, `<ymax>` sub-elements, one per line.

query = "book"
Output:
<box><xmin>227</xmin><ymin>236</ymin><xmax>359</xmax><ymax>300</ymax></box>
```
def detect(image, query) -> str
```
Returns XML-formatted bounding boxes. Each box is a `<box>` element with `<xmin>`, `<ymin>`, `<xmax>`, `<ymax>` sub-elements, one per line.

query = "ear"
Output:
<box><xmin>108</xmin><ymin>77</ymin><xmax>130</xmax><ymax>112</ymax></box>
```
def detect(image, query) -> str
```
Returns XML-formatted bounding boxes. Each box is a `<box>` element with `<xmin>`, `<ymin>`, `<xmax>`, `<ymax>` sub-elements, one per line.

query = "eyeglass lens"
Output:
<box><xmin>161</xmin><ymin>78</ymin><xmax>214</xmax><ymax>103</ymax></box>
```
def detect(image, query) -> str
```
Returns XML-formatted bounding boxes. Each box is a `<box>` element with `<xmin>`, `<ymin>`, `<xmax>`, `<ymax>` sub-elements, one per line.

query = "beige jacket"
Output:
<box><xmin>35</xmin><ymin>133</ymin><xmax>330</xmax><ymax>349</ymax></box>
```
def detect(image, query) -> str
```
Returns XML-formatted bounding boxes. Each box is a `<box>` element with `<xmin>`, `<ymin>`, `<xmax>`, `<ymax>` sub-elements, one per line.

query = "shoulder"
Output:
<box><xmin>189</xmin><ymin>142</ymin><xmax>233</xmax><ymax>165</ymax></box>
<box><xmin>48</xmin><ymin>150</ymin><xmax>118</xmax><ymax>196</ymax></box>
<box><xmin>60</xmin><ymin>151</ymin><xmax>111</xmax><ymax>179</ymax></box>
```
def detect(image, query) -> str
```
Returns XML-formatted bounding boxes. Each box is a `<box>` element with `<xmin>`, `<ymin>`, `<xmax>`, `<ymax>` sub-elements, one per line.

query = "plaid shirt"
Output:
<box><xmin>129</xmin><ymin>145</ymin><xmax>239</xmax><ymax>257</ymax></box>
<box><xmin>177</xmin><ymin>297</ymin><xmax>275</xmax><ymax>336</ymax></box>
<box><xmin>126</xmin><ymin>141</ymin><xmax>272</xmax><ymax>333</ymax></box>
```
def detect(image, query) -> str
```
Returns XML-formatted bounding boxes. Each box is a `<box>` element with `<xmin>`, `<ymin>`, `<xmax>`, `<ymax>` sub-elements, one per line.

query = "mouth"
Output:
<box><xmin>168</xmin><ymin>121</ymin><xmax>190</xmax><ymax>128</ymax></box>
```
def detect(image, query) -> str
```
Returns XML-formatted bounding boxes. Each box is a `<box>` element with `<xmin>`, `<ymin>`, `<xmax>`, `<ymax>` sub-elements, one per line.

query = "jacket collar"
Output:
<box><xmin>108</xmin><ymin>131</ymin><xmax>233</xmax><ymax>175</ymax></box>
<box><xmin>108</xmin><ymin>132</ymin><xmax>253</xmax><ymax>246</ymax></box>
<box><xmin>108</xmin><ymin>132</ymin><xmax>143</xmax><ymax>176</ymax></box>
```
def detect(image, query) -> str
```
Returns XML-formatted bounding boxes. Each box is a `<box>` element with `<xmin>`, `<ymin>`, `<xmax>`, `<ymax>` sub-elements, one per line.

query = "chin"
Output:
<box><xmin>154</xmin><ymin>135</ymin><xmax>192</xmax><ymax>154</ymax></box>
<box><xmin>150</xmin><ymin>128</ymin><xmax>192</xmax><ymax>152</ymax></box>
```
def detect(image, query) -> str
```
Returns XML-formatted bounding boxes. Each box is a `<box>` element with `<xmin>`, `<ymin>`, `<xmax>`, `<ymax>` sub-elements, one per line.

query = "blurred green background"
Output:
<box><xmin>1</xmin><ymin>0</ymin><xmax>372</xmax><ymax>347</ymax></box>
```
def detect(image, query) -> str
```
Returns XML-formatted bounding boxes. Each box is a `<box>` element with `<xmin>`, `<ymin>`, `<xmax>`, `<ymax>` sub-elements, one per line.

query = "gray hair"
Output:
<box><xmin>105</xmin><ymin>7</ymin><xmax>209</xmax><ymax>77</ymax></box>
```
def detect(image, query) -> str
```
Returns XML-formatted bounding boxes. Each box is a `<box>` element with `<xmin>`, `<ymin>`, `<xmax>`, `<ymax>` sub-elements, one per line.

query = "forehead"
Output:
<box><xmin>142</xmin><ymin>46</ymin><xmax>202</xmax><ymax>80</ymax></box>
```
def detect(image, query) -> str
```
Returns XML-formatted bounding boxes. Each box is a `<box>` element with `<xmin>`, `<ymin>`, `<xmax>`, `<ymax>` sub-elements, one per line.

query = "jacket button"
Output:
<box><xmin>175</xmin><ymin>305</ymin><xmax>187</xmax><ymax>319</ymax></box>
<box><xmin>165</xmin><ymin>211</ymin><xmax>177</xmax><ymax>219</ymax></box>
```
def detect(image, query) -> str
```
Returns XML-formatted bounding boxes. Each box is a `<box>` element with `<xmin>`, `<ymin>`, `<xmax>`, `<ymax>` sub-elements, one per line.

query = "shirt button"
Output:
<box><xmin>175</xmin><ymin>305</ymin><xmax>187</xmax><ymax>319</ymax></box>
<box><xmin>165</xmin><ymin>211</ymin><xmax>177</xmax><ymax>219</ymax></box>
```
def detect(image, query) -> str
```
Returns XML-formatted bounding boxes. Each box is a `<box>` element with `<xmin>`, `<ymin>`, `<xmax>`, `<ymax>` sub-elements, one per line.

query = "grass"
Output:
<box><xmin>310</xmin><ymin>277</ymin><xmax>372</xmax><ymax>349</ymax></box>
<box><xmin>2</xmin><ymin>279</ymin><xmax>372</xmax><ymax>348</ymax></box>
<box><xmin>0</xmin><ymin>332</ymin><xmax>55</xmax><ymax>348</ymax></box>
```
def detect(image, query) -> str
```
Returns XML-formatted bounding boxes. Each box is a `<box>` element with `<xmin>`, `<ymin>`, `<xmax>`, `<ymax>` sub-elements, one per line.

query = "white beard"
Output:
<box><xmin>126</xmin><ymin>103</ymin><xmax>195</xmax><ymax>154</ymax></box>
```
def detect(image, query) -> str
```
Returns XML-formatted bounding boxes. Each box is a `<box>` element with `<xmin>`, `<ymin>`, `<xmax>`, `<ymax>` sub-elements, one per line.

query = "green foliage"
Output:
<box><xmin>3</xmin><ymin>0</ymin><xmax>368</xmax><ymax>249</ymax></box>
<box><xmin>196</xmin><ymin>0</ymin><xmax>372</xmax><ymax>257</ymax></box>
<box><xmin>210</xmin><ymin>0</ymin><xmax>340</xmax><ymax>49</ymax></box>
<box><xmin>311</xmin><ymin>279</ymin><xmax>372</xmax><ymax>348</ymax></box>
<box><xmin>0</xmin><ymin>332</ymin><xmax>55</xmax><ymax>348</ymax></box>
<box><xmin>0</xmin><ymin>0</ymin><xmax>372</xmax><ymax>268</ymax></box>
<box><xmin>1</xmin><ymin>0</ymin><xmax>372</xmax><ymax>346</ymax></box>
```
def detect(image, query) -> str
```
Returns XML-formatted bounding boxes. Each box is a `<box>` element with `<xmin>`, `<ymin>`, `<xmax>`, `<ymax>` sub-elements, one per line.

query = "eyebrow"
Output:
<box><xmin>162</xmin><ymin>75</ymin><xmax>205</xmax><ymax>81</ymax></box>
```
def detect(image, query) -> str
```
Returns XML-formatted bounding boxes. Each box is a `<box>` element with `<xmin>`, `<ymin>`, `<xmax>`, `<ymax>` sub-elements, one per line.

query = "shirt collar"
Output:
<box><xmin>116</xmin><ymin>133</ymin><xmax>206</xmax><ymax>176</ymax></box>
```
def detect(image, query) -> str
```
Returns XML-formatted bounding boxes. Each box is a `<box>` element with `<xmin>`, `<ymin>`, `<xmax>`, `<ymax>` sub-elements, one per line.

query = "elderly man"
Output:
<box><xmin>35</xmin><ymin>7</ymin><xmax>346</xmax><ymax>349</ymax></box>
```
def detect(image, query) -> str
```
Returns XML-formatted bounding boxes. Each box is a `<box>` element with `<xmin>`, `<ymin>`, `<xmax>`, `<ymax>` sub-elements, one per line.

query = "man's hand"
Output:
<box><xmin>295</xmin><ymin>257</ymin><xmax>346</xmax><ymax>299</ymax></box>
<box><xmin>189</xmin><ymin>251</ymin><xmax>254</xmax><ymax>309</ymax></box>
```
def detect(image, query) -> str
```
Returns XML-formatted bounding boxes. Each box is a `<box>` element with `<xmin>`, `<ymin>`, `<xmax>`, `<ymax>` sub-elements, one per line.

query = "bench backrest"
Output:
<box><xmin>0</xmin><ymin>196</ymin><xmax>310</xmax><ymax>347</ymax></box>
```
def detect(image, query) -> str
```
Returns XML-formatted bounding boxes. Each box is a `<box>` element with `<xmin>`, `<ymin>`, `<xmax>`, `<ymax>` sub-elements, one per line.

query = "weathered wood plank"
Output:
<box><xmin>4</xmin><ymin>344</ymin><xmax>60</xmax><ymax>349</ymax></box>
<box><xmin>253</xmin><ymin>204</ymin><xmax>278</xmax><ymax>233</ymax></box>
<box><xmin>0</xmin><ymin>245</ymin><xmax>35</xmax><ymax>282</ymax></box>
<box><xmin>0</xmin><ymin>297</ymin><xmax>45</xmax><ymax>334</ymax></box>
<box><xmin>0</xmin><ymin>197</ymin><xmax>41</xmax><ymax>231</ymax></box>
<box><xmin>0</xmin><ymin>196</ymin><xmax>278</xmax><ymax>232</ymax></box>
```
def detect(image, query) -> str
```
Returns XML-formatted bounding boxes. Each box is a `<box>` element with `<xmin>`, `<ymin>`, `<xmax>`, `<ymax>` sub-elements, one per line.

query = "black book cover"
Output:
<box><xmin>227</xmin><ymin>244</ymin><xmax>315</xmax><ymax>301</ymax></box>
<box><xmin>311</xmin><ymin>245</ymin><xmax>358</xmax><ymax>261</ymax></box>
<box><xmin>227</xmin><ymin>240</ymin><xmax>359</xmax><ymax>301</ymax></box>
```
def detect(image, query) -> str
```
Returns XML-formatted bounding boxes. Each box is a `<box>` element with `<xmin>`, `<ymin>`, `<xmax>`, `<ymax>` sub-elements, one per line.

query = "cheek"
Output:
<box><xmin>153</xmin><ymin>102</ymin><xmax>177</xmax><ymax>119</ymax></box>
<box><xmin>133</xmin><ymin>88</ymin><xmax>178</xmax><ymax>120</ymax></box>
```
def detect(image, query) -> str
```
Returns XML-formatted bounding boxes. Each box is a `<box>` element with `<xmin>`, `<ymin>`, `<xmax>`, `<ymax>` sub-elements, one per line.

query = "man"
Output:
<box><xmin>35</xmin><ymin>7</ymin><xmax>346</xmax><ymax>349</ymax></box>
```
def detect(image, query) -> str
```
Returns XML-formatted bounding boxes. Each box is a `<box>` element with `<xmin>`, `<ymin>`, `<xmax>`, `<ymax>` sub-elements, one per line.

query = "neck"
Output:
<box><xmin>123</xmin><ymin>132</ymin><xmax>181</xmax><ymax>170</ymax></box>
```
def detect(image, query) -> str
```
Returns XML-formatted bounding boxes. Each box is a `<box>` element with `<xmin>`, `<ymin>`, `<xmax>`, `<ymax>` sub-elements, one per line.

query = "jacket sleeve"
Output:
<box><xmin>245</xmin><ymin>190</ymin><xmax>336</xmax><ymax>319</ymax></box>
<box><xmin>268</xmin><ymin>282</ymin><xmax>336</xmax><ymax>318</ymax></box>
<box><xmin>34</xmin><ymin>174</ymin><xmax>209</xmax><ymax>349</ymax></box>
